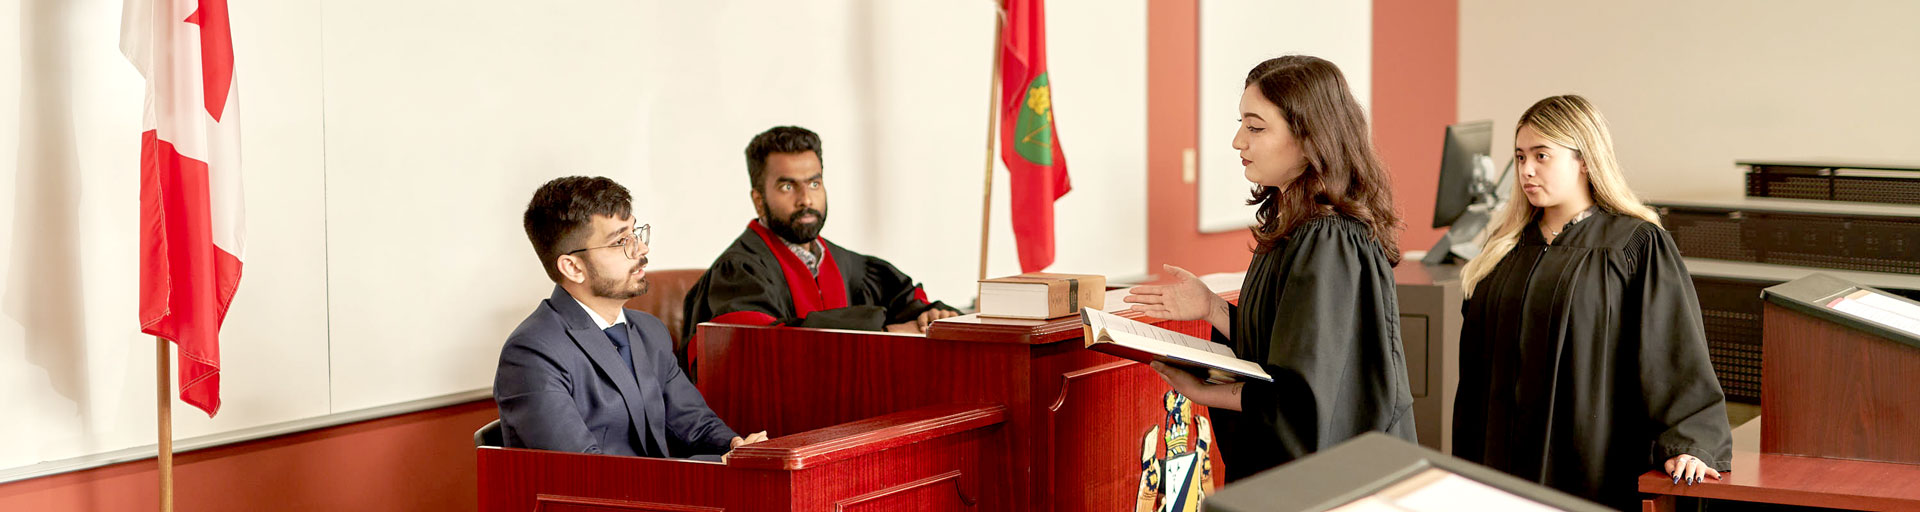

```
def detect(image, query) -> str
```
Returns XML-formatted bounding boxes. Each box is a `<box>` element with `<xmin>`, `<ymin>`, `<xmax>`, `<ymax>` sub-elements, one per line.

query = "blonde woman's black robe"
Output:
<box><xmin>1453</xmin><ymin>209</ymin><xmax>1733</xmax><ymax>510</ymax></box>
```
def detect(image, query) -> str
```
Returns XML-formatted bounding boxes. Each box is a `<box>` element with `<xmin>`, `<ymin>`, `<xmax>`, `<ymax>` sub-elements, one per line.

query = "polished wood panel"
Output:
<box><xmin>478</xmin><ymin>447</ymin><xmax>759</xmax><ymax>512</ymax></box>
<box><xmin>1041</xmin><ymin>359</ymin><xmax>1204</xmax><ymax>511</ymax></box>
<box><xmin>697</xmin><ymin>325</ymin><xmax>1026</xmax><ymax>438</ymax></box>
<box><xmin>477</xmin><ymin>405</ymin><xmax>1005</xmax><ymax>512</ymax></box>
<box><xmin>728</xmin><ymin>405</ymin><xmax>1006</xmax><ymax>471</ymax></box>
<box><xmin>1761</xmin><ymin>303</ymin><xmax>1920</xmax><ymax>464</ymax></box>
<box><xmin>1638</xmin><ymin>450</ymin><xmax>1920</xmax><ymax>511</ymax></box>
<box><xmin>535</xmin><ymin>495</ymin><xmax>726</xmax><ymax>512</ymax></box>
<box><xmin>922</xmin><ymin>314</ymin><xmax>1084</xmax><ymax>345</ymax></box>
<box><xmin>831</xmin><ymin>471</ymin><xmax>966</xmax><ymax>512</ymax></box>
<box><xmin>1641</xmin><ymin>399</ymin><xmax>1920</xmax><ymax>510</ymax></box>
<box><xmin>697</xmin><ymin>312</ymin><xmax>1226</xmax><ymax>512</ymax></box>
<box><xmin>1639</xmin><ymin>494</ymin><xmax>1673</xmax><ymax>512</ymax></box>
<box><xmin>789</xmin><ymin>429</ymin><xmax>1008</xmax><ymax>511</ymax></box>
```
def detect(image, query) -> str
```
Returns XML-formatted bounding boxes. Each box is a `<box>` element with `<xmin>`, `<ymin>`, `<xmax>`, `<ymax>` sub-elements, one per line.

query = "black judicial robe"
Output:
<box><xmin>1210</xmin><ymin>215</ymin><xmax>1418</xmax><ymax>480</ymax></box>
<box><xmin>1453</xmin><ymin>209</ymin><xmax>1733</xmax><ymax>510</ymax></box>
<box><xmin>681</xmin><ymin>221</ymin><xmax>958</xmax><ymax>345</ymax></box>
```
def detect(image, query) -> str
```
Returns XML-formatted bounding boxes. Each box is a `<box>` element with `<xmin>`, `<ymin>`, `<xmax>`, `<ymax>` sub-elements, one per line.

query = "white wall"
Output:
<box><xmin>1</xmin><ymin>0</ymin><xmax>333</xmax><ymax>471</ymax></box>
<box><xmin>643</xmin><ymin>0</ymin><xmax>1147</xmax><ymax>307</ymax></box>
<box><xmin>0</xmin><ymin>0</ymin><xmax>1145</xmax><ymax>472</ymax></box>
<box><xmin>1460</xmin><ymin>0</ymin><xmax>1920</xmax><ymax>201</ymax></box>
<box><xmin>1197</xmin><ymin>0</ymin><xmax>1370</xmax><ymax>233</ymax></box>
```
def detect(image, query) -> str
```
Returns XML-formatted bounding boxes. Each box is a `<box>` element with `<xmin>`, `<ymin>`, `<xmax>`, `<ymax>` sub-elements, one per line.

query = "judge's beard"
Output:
<box><xmin>587</xmin><ymin>256</ymin><xmax>650</xmax><ymax>300</ymax></box>
<box><xmin>762</xmin><ymin>201</ymin><xmax>827</xmax><ymax>245</ymax></box>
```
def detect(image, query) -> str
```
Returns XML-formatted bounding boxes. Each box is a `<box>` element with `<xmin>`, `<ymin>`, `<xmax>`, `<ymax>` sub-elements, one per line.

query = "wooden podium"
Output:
<box><xmin>1639</xmin><ymin>274</ymin><xmax>1920</xmax><ymax>511</ymax></box>
<box><xmin>695</xmin><ymin>306</ymin><xmax>1229</xmax><ymax>512</ymax></box>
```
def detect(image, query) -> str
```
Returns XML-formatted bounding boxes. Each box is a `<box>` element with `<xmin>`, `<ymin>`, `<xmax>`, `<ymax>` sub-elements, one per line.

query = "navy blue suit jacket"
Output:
<box><xmin>494</xmin><ymin>286</ymin><xmax>738</xmax><ymax>457</ymax></box>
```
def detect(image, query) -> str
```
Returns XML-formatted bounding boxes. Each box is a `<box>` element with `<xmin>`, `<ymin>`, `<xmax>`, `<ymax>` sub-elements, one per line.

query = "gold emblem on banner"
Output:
<box><xmin>1137</xmin><ymin>391</ymin><xmax>1215</xmax><ymax>512</ymax></box>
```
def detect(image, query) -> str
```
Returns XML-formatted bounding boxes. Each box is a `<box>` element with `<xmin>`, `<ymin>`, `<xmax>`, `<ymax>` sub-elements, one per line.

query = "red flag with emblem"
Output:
<box><xmin>999</xmin><ymin>0</ymin><xmax>1070</xmax><ymax>273</ymax></box>
<box><xmin>121</xmin><ymin>0</ymin><xmax>245</xmax><ymax>417</ymax></box>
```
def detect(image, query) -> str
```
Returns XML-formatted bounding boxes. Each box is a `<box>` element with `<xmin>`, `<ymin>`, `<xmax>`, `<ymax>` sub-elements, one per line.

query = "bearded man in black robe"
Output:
<box><xmin>681</xmin><ymin>126</ymin><xmax>961</xmax><ymax>354</ymax></box>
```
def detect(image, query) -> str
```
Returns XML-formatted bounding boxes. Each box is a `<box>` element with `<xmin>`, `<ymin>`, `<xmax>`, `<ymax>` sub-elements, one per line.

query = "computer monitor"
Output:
<box><xmin>1205</xmin><ymin>433</ymin><xmax>1609</xmax><ymax>512</ymax></box>
<box><xmin>1423</xmin><ymin>121</ymin><xmax>1508</xmax><ymax>265</ymax></box>
<box><xmin>1432</xmin><ymin>120</ymin><xmax>1494</xmax><ymax>229</ymax></box>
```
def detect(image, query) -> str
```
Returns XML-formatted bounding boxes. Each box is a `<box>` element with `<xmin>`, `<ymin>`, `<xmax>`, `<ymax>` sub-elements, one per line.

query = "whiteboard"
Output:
<box><xmin>1196</xmin><ymin>0</ymin><xmax>1371</xmax><ymax>233</ymax></box>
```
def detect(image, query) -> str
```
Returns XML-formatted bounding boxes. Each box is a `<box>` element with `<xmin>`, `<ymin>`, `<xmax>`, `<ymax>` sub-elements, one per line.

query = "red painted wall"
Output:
<box><xmin>0</xmin><ymin>400</ymin><xmax>496</xmax><ymax>512</ymax></box>
<box><xmin>1147</xmin><ymin>0</ymin><xmax>1459</xmax><ymax>276</ymax></box>
<box><xmin>1145</xmin><ymin>0</ymin><xmax>1253</xmax><ymax>279</ymax></box>
<box><xmin>1373</xmin><ymin>0</ymin><xmax>1460</xmax><ymax>252</ymax></box>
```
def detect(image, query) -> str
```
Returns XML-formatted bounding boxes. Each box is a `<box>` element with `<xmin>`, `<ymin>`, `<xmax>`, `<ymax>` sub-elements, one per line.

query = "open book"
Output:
<box><xmin>1081</xmin><ymin>307</ymin><xmax>1272</xmax><ymax>382</ymax></box>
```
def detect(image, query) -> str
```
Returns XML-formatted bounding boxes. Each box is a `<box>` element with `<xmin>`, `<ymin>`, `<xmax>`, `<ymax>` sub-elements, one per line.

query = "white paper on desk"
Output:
<box><xmin>1198</xmin><ymin>272</ymin><xmax>1245</xmax><ymax>294</ymax></box>
<box><xmin>1325</xmin><ymin>497</ymin><xmax>1405</xmax><ymax>512</ymax></box>
<box><xmin>1831</xmin><ymin>291</ymin><xmax>1920</xmax><ymax>337</ymax></box>
<box><xmin>1103</xmin><ymin>288</ymin><xmax>1134</xmax><ymax>312</ymax></box>
<box><xmin>1391</xmin><ymin>473</ymin><xmax>1558</xmax><ymax>512</ymax></box>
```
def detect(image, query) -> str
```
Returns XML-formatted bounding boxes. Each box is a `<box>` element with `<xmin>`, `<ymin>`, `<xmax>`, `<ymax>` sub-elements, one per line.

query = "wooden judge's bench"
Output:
<box><xmin>1639</xmin><ymin>274</ymin><xmax>1920</xmax><ymax>511</ymax></box>
<box><xmin>690</xmin><ymin>305</ymin><xmax>1232</xmax><ymax>511</ymax></box>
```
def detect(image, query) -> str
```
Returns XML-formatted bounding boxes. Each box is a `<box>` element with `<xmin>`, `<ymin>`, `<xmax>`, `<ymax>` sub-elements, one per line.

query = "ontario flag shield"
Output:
<box><xmin>121</xmin><ymin>0</ymin><xmax>245</xmax><ymax>417</ymax></box>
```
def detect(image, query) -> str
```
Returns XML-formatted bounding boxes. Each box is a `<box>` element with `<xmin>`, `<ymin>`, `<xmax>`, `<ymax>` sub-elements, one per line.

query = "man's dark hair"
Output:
<box><xmin>523</xmin><ymin>176</ymin><xmax>633</xmax><ymax>283</ymax></box>
<box><xmin>744</xmin><ymin>126</ymin><xmax>823</xmax><ymax>192</ymax></box>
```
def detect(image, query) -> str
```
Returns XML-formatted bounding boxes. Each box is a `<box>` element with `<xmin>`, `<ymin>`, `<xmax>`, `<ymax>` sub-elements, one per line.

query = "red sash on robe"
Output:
<box><xmin>696</xmin><ymin>222</ymin><xmax>852</xmax><ymax>372</ymax></box>
<box><xmin>745</xmin><ymin>220</ymin><xmax>850</xmax><ymax>316</ymax></box>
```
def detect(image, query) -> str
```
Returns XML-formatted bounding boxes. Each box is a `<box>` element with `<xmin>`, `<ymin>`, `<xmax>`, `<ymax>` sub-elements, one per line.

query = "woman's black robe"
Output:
<box><xmin>1212</xmin><ymin>215</ymin><xmax>1418</xmax><ymax>480</ymax></box>
<box><xmin>1453</xmin><ymin>208</ymin><xmax>1733</xmax><ymax>510</ymax></box>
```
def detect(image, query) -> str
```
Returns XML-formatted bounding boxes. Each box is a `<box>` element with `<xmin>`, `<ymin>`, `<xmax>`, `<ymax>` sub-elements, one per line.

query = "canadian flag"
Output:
<box><xmin>121</xmin><ymin>0</ymin><xmax>244</xmax><ymax>417</ymax></box>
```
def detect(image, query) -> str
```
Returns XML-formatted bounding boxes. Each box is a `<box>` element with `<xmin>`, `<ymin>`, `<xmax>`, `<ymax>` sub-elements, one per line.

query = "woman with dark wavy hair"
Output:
<box><xmin>1125</xmin><ymin>55</ymin><xmax>1416</xmax><ymax>478</ymax></box>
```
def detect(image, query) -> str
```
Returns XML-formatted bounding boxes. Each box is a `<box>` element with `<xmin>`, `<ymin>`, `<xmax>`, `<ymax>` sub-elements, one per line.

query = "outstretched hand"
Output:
<box><xmin>1124</xmin><ymin>265</ymin><xmax>1228</xmax><ymax>329</ymax></box>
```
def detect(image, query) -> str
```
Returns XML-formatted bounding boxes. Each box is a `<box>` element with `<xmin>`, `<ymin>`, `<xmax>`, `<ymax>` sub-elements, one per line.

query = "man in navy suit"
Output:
<box><xmin>495</xmin><ymin>176</ymin><xmax>765</xmax><ymax>458</ymax></box>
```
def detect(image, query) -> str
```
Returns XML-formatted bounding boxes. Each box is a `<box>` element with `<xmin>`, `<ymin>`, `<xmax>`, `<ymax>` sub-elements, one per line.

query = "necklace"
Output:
<box><xmin>1548</xmin><ymin>209</ymin><xmax>1596</xmax><ymax>238</ymax></box>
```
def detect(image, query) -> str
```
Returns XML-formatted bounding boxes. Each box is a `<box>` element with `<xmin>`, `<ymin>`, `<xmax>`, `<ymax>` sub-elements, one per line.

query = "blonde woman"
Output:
<box><xmin>1450</xmin><ymin>95</ymin><xmax>1731</xmax><ymax>509</ymax></box>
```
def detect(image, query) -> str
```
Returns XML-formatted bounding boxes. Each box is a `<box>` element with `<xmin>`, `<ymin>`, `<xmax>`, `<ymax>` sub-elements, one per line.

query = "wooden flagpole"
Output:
<box><xmin>157</xmin><ymin>337</ymin><xmax>173</xmax><ymax>512</ymax></box>
<box><xmin>979</xmin><ymin>3</ymin><xmax>1006</xmax><ymax>282</ymax></box>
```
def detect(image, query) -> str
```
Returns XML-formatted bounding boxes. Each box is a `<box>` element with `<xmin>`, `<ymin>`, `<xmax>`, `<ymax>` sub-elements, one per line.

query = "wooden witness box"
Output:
<box><xmin>478</xmin><ymin>298</ymin><xmax>1229</xmax><ymax>511</ymax></box>
<box><xmin>478</xmin><ymin>404</ymin><xmax>1009</xmax><ymax>511</ymax></box>
<box><xmin>1639</xmin><ymin>274</ymin><xmax>1920</xmax><ymax>511</ymax></box>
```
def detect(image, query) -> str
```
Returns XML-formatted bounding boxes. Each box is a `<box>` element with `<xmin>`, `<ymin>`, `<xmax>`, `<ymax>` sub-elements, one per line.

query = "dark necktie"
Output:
<box><xmin>604</xmin><ymin>324</ymin><xmax>636</xmax><ymax>374</ymax></box>
<box><xmin>602</xmin><ymin>323</ymin><xmax>657</xmax><ymax>457</ymax></box>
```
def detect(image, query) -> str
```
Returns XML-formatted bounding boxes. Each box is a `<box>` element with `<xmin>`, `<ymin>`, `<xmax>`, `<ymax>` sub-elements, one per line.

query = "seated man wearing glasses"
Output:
<box><xmin>494</xmin><ymin>176</ymin><xmax>765</xmax><ymax>459</ymax></box>
<box><xmin>682</xmin><ymin>126</ymin><xmax>962</xmax><ymax>346</ymax></box>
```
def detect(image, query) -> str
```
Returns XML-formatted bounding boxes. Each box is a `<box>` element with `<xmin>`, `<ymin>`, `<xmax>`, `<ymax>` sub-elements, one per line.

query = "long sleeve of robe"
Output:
<box><xmin>1210</xmin><ymin>215</ymin><xmax>1418</xmax><ymax>480</ymax></box>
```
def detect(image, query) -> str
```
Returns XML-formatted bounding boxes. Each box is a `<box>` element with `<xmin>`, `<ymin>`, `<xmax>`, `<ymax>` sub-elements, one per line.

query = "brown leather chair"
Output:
<box><xmin>623</xmin><ymin>268</ymin><xmax>706</xmax><ymax>371</ymax></box>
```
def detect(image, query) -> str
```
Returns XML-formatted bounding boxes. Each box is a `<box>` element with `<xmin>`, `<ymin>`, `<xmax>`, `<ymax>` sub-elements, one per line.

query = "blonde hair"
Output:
<box><xmin>1459</xmin><ymin>95</ymin><xmax>1660</xmax><ymax>297</ymax></box>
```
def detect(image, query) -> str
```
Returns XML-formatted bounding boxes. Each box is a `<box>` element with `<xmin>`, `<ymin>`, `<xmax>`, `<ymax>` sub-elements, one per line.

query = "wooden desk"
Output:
<box><xmin>1391</xmin><ymin>263</ymin><xmax>1461</xmax><ymax>454</ymax></box>
<box><xmin>477</xmin><ymin>404</ymin><xmax>1009</xmax><ymax>512</ymax></box>
<box><xmin>1638</xmin><ymin>419</ymin><xmax>1920</xmax><ymax>511</ymax></box>
<box><xmin>696</xmin><ymin>306</ymin><xmax>1229</xmax><ymax>512</ymax></box>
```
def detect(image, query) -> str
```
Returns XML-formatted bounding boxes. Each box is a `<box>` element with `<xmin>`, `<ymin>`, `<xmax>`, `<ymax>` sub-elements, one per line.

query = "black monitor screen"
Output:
<box><xmin>1432</xmin><ymin>120</ymin><xmax>1494</xmax><ymax>228</ymax></box>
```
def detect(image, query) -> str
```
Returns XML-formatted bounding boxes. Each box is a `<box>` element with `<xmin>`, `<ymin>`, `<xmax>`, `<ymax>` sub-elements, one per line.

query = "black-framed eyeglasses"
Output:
<box><xmin>565</xmin><ymin>224</ymin><xmax>649</xmax><ymax>260</ymax></box>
